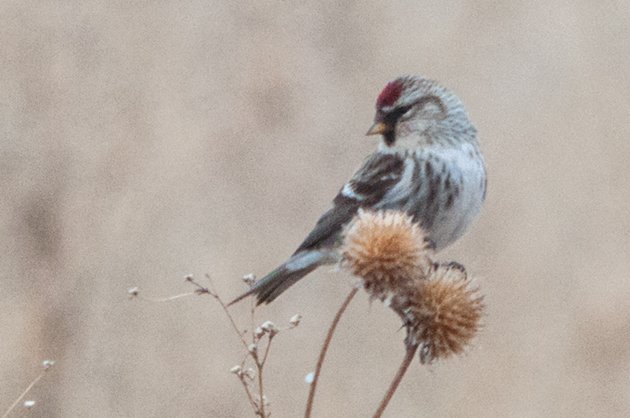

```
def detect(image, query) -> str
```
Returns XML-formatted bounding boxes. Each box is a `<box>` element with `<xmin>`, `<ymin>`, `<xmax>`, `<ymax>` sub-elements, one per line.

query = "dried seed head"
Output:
<box><xmin>42</xmin><ymin>360</ymin><xmax>55</xmax><ymax>370</ymax></box>
<box><xmin>260</xmin><ymin>320</ymin><xmax>278</xmax><ymax>335</ymax></box>
<box><xmin>408</xmin><ymin>265</ymin><xmax>484</xmax><ymax>363</ymax></box>
<box><xmin>242</xmin><ymin>273</ymin><xmax>256</xmax><ymax>285</ymax></box>
<box><xmin>342</xmin><ymin>210</ymin><xmax>432</xmax><ymax>300</ymax></box>
<box><xmin>254</xmin><ymin>327</ymin><xmax>265</xmax><ymax>339</ymax></box>
<box><xmin>304</xmin><ymin>372</ymin><xmax>315</xmax><ymax>384</ymax></box>
<box><xmin>289</xmin><ymin>314</ymin><xmax>302</xmax><ymax>327</ymax></box>
<box><xmin>127</xmin><ymin>287</ymin><xmax>139</xmax><ymax>299</ymax></box>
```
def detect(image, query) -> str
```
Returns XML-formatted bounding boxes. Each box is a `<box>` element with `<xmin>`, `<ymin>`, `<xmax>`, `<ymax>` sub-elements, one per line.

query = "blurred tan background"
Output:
<box><xmin>2</xmin><ymin>1</ymin><xmax>630</xmax><ymax>417</ymax></box>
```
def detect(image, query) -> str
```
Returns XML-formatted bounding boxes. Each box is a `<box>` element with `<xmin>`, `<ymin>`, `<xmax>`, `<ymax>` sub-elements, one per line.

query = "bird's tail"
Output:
<box><xmin>228</xmin><ymin>251</ymin><xmax>333</xmax><ymax>306</ymax></box>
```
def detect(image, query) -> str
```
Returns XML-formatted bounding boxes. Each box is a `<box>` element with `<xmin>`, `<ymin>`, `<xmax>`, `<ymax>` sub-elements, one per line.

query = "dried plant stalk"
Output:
<box><xmin>130</xmin><ymin>274</ymin><xmax>304</xmax><ymax>418</ymax></box>
<box><xmin>372</xmin><ymin>342</ymin><xmax>419</xmax><ymax>418</ymax></box>
<box><xmin>304</xmin><ymin>287</ymin><xmax>358</xmax><ymax>418</ymax></box>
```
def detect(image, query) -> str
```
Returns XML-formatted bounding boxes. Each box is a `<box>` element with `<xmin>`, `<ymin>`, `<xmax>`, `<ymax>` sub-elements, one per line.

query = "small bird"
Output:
<box><xmin>230</xmin><ymin>75</ymin><xmax>486</xmax><ymax>305</ymax></box>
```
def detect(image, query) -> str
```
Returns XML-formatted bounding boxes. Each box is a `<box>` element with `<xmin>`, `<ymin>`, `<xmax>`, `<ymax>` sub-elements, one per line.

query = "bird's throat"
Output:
<box><xmin>383</xmin><ymin>131</ymin><xmax>396</xmax><ymax>147</ymax></box>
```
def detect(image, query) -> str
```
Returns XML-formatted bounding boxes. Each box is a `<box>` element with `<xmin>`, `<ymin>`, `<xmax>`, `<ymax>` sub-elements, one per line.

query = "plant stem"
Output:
<box><xmin>2</xmin><ymin>370</ymin><xmax>46</xmax><ymax>418</ymax></box>
<box><xmin>371</xmin><ymin>342</ymin><xmax>419</xmax><ymax>418</ymax></box>
<box><xmin>204</xmin><ymin>276</ymin><xmax>250</xmax><ymax>350</ymax></box>
<box><xmin>257</xmin><ymin>357</ymin><xmax>266</xmax><ymax>417</ymax></box>
<box><xmin>304</xmin><ymin>287</ymin><xmax>358</xmax><ymax>418</ymax></box>
<box><xmin>238</xmin><ymin>376</ymin><xmax>259</xmax><ymax>414</ymax></box>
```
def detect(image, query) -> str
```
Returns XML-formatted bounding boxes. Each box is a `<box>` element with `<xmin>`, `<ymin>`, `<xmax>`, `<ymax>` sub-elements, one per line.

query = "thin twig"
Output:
<box><xmin>304</xmin><ymin>287</ymin><xmax>358</xmax><ymax>418</ymax></box>
<box><xmin>2</xmin><ymin>362</ymin><xmax>54</xmax><ymax>418</ymax></box>
<box><xmin>260</xmin><ymin>334</ymin><xmax>274</xmax><ymax>367</ymax></box>
<box><xmin>238</xmin><ymin>376</ymin><xmax>260</xmax><ymax>413</ymax></box>
<box><xmin>256</xmin><ymin>332</ymin><xmax>275</xmax><ymax>417</ymax></box>
<box><xmin>256</xmin><ymin>355</ymin><xmax>266</xmax><ymax>417</ymax></box>
<box><xmin>204</xmin><ymin>274</ymin><xmax>271</xmax><ymax>416</ymax></box>
<box><xmin>136</xmin><ymin>292</ymin><xmax>197</xmax><ymax>303</ymax></box>
<box><xmin>250</xmin><ymin>296</ymin><xmax>256</xmax><ymax>343</ymax></box>
<box><xmin>371</xmin><ymin>342</ymin><xmax>419</xmax><ymax>418</ymax></box>
<box><xmin>203</xmin><ymin>274</ymin><xmax>250</xmax><ymax>350</ymax></box>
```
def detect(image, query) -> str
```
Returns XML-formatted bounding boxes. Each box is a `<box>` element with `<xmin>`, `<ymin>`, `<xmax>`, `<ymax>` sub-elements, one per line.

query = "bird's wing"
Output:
<box><xmin>295</xmin><ymin>152</ymin><xmax>406</xmax><ymax>252</ymax></box>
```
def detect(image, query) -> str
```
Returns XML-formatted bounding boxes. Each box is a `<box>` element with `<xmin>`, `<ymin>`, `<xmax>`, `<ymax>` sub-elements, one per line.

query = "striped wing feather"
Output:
<box><xmin>295</xmin><ymin>153</ymin><xmax>405</xmax><ymax>253</ymax></box>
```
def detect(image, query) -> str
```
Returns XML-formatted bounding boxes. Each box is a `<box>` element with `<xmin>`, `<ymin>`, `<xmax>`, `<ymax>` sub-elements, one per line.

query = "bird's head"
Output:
<box><xmin>367</xmin><ymin>76</ymin><xmax>476</xmax><ymax>148</ymax></box>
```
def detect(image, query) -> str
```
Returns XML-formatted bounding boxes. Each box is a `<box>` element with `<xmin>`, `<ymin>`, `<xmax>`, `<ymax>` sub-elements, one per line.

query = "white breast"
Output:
<box><xmin>427</xmin><ymin>143</ymin><xmax>486</xmax><ymax>249</ymax></box>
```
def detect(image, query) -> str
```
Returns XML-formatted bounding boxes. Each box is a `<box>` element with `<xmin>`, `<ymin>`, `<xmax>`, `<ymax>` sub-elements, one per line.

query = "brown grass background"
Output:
<box><xmin>2</xmin><ymin>1</ymin><xmax>630</xmax><ymax>417</ymax></box>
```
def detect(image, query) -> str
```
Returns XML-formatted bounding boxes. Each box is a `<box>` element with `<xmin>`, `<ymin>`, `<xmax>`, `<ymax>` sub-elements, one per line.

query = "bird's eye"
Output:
<box><xmin>397</xmin><ymin>105</ymin><xmax>413</xmax><ymax>117</ymax></box>
<box><xmin>384</xmin><ymin>105</ymin><xmax>412</xmax><ymax>125</ymax></box>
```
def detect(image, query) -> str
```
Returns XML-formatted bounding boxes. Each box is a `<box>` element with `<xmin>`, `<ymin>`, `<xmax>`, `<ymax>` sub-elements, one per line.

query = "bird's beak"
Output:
<box><xmin>366</xmin><ymin>121</ymin><xmax>389</xmax><ymax>136</ymax></box>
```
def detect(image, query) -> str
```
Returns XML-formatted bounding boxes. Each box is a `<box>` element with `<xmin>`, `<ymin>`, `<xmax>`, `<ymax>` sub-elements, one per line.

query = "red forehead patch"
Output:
<box><xmin>376</xmin><ymin>81</ymin><xmax>402</xmax><ymax>108</ymax></box>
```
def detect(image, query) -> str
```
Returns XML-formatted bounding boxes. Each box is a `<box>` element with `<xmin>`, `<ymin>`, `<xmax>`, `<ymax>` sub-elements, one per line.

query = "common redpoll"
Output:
<box><xmin>230</xmin><ymin>76</ymin><xmax>486</xmax><ymax>305</ymax></box>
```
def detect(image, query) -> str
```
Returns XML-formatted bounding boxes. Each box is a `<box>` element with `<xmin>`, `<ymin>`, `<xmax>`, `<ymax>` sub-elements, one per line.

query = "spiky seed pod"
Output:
<box><xmin>407</xmin><ymin>264</ymin><xmax>484</xmax><ymax>363</ymax></box>
<box><xmin>341</xmin><ymin>209</ymin><xmax>433</xmax><ymax>300</ymax></box>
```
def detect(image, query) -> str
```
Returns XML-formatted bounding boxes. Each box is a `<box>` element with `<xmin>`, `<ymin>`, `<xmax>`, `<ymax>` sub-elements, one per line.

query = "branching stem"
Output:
<box><xmin>203</xmin><ymin>275</ymin><xmax>250</xmax><ymax>350</ymax></box>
